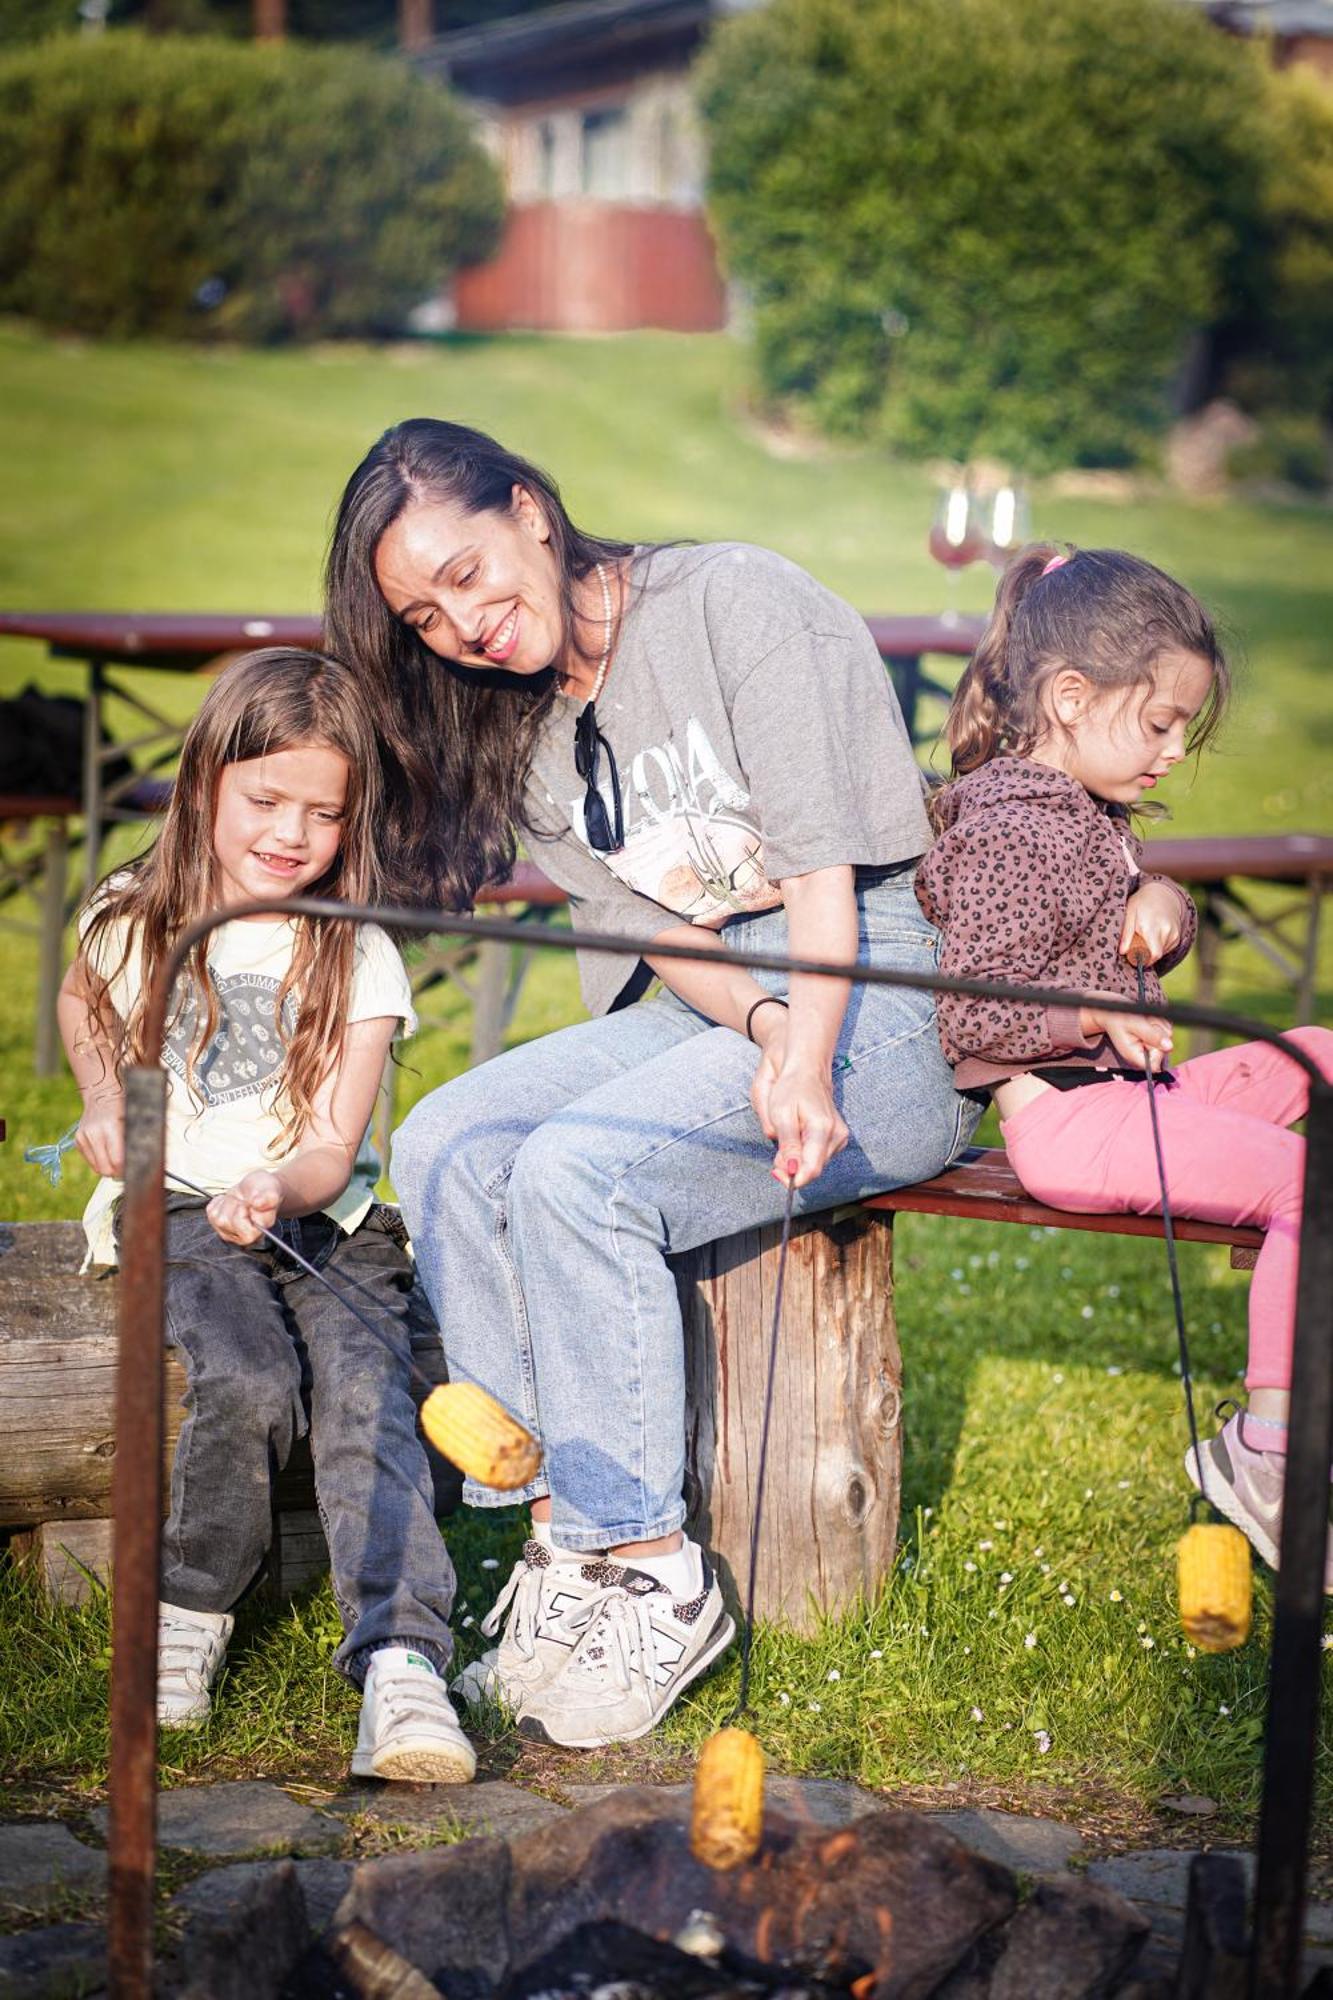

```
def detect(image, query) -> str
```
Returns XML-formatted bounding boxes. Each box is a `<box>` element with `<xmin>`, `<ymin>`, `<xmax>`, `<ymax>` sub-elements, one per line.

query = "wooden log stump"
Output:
<box><xmin>675</xmin><ymin>1206</ymin><xmax>901</xmax><ymax>1635</ymax></box>
<box><xmin>0</xmin><ymin>1220</ymin><xmax>459</xmax><ymax>1602</ymax></box>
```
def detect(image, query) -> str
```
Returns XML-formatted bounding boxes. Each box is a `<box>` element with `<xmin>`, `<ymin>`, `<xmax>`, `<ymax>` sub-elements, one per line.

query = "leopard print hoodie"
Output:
<box><xmin>915</xmin><ymin>755</ymin><xmax>1196</xmax><ymax>1090</ymax></box>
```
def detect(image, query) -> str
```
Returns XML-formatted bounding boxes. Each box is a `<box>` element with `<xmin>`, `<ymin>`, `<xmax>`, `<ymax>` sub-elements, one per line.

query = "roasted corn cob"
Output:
<box><xmin>1178</xmin><ymin>1522</ymin><xmax>1252</xmax><ymax>1652</ymax></box>
<box><xmin>690</xmin><ymin>1726</ymin><xmax>765</xmax><ymax>1869</ymax></box>
<box><xmin>419</xmin><ymin>1382</ymin><xmax>542</xmax><ymax>1491</ymax></box>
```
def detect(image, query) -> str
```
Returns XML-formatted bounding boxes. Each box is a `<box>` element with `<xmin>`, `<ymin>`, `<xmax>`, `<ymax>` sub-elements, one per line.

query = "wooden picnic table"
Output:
<box><xmin>1143</xmin><ymin>832</ymin><xmax>1333</xmax><ymax>1040</ymax></box>
<box><xmin>2</xmin><ymin>609</ymin><xmax>1326</xmax><ymax>1070</ymax></box>
<box><xmin>0</xmin><ymin>608</ymin><xmax>985</xmax><ymax>896</ymax></box>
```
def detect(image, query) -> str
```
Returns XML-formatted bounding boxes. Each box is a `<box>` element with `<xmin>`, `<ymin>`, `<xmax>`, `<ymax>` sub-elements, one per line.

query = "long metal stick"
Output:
<box><xmin>733</xmin><ymin>1172</ymin><xmax>796</xmax><ymax>1718</ymax></box>
<box><xmin>1128</xmin><ymin>943</ymin><xmax>1210</xmax><ymax>1509</ymax></box>
<box><xmin>165</xmin><ymin>1172</ymin><xmax>437</xmax><ymax>1394</ymax></box>
<box><xmin>108</xmin><ymin>894</ymin><xmax>1330</xmax><ymax>2000</ymax></box>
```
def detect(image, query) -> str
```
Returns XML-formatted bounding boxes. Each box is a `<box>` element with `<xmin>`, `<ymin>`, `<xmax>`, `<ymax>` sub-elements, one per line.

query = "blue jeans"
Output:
<box><xmin>392</xmin><ymin>872</ymin><xmax>977</xmax><ymax>1552</ymax></box>
<box><xmin>151</xmin><ymin>1198</ymin><xmax>456</xmax><ymax>1684</ymax></box>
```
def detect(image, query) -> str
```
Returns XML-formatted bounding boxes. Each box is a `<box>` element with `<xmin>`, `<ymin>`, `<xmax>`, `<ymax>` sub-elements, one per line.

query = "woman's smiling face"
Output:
<box><xmin>373</xmin><ymin>484</ymin><xmax>566</xmax><ymax>679</ymax></box>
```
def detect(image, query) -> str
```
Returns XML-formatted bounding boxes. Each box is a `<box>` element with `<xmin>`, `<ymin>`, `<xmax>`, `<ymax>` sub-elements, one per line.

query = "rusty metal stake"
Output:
<box><xmin>1249</xmin><ymin>1078</ymin><xmax>1333</xmax><ymax>2000</ymax></box>
<box><xmin>108</xmin><ymin>1066</ymin><xmax>167</xmax><ymax>2000</ymax></box>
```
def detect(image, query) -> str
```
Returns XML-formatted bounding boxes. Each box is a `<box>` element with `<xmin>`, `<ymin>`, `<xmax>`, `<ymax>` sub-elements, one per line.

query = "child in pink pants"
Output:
<box><xmin>916</xmin><ymin>542</ymin><xmax>1333</xmax><ymax>1580</ymax></box>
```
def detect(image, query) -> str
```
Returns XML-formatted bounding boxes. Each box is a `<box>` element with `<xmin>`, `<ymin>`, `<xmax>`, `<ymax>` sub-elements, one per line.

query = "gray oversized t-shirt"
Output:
<box><xmin>524</xmin><ymin>542</ymin><xmax>931</xmax><ymax>1015</ymax></box>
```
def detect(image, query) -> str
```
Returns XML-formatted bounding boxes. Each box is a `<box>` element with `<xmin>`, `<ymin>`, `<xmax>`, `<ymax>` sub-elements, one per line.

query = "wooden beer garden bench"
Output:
<box><xmin>0</xmin><ymin>1147</ymin><xmax>1264</xmax><ymax>1630</ymax></box>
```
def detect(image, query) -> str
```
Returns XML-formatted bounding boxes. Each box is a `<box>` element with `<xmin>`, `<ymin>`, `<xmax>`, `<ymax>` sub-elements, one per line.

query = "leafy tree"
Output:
<box><xmin>697</xmin><ymin>0</ymin><xmax>1272</xmax><ymax>468</ymax></box>
<box><xmin>0</xmin><ymin>30</ymin><xmax>504</xmax><ymax>340</ymax></box>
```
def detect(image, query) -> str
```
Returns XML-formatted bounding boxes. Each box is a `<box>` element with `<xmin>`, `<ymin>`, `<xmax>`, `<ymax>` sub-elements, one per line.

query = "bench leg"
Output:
<box><xmin>674</xmin><ymin>1207</ymin><xmax>902</xmax><ymax>1634</ymax></box>
<box><xmin>12</xmin><ymin>1518</ymin><xmax>114</xmax><ymax>1606</ymax></box>
<box><xmin>1193</xmin><ymin>898</ymin><xmax>1222</xmax><ymax>1058</ymax></box>
<box><xmin>34</xmin><ymin>817</ymin><xmax>68</xmax><ymax>1077</ymax></box>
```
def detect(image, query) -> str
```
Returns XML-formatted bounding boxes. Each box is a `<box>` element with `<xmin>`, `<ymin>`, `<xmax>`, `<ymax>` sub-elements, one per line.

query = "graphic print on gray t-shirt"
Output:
<box><xmin>580</xmin><ymin>711</ymin><xmax>783</xmax><ymax>923</ymax></box>
<box><xmin>163</xmin><ymin>971</ymin><xmax>298</xmax><ymax>1107</ymax></box>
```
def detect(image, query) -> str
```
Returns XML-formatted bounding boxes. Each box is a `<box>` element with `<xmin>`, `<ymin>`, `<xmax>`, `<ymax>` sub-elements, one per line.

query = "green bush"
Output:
<box><xmin>697</xmin><ymin>0</ymin><xmax>1271</xmax><ymax>469</ymax></box>
<box><xmin>1228</xmin><ymin>413</ymin><xmax>1329</xmax><ymax>495</ymax></box>
<box><xmin>1224</xmin><ymin>64</ymin><xmax>1333</xmax><ymax>425</ymax></box>
<box><xmin>0</xmin><ymin>30</ymin><xmax>503</xmax><ymax>341</ymax></box>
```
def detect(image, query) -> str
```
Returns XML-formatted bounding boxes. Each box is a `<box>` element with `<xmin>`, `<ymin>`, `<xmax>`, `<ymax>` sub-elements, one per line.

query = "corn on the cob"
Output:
<box><xmin>420</xmin><ymin>1382</ymin><xmax>542</xmax><ymax>1491</ymax></box>
<box><xmin>1178</xmin><ymin>1522</ymin><xmax>1252</xmax><ymax>1652</ymax></box>
<box><xmin>690</xmin><ymin>1726</ymin><xmax>765</xmax><ymax>1870</ymax></box>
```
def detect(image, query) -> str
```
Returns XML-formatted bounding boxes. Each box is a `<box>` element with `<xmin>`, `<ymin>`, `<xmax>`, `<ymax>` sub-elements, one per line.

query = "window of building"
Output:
<box><xmin>533</xmin><ymin>118</ymin><xmax>557</xmax><ymax>199</ymax></box>
<box><xmin>580</xmin><ymin>106</ymin><xmax>629</xmax><ymax>199</ymax></box>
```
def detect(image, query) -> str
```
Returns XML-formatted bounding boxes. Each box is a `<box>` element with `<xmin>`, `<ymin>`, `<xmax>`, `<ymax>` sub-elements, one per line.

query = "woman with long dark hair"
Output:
<box><xmin>325</xmin><ymin>419</ymin><xmax>977</xmax><ymax>1747</ymax></box>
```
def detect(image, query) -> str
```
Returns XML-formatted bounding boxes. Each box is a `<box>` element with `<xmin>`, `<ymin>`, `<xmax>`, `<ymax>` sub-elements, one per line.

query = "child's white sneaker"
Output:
<box><xmin>157</xmin><ymin>1603</ymin><xmax>234</xmax><ymax>1729</ymax></box>
<box><xmin>352</xmin><ymin>1647</ymin><xmax>477</xmax><ymax>1784</ymax></box>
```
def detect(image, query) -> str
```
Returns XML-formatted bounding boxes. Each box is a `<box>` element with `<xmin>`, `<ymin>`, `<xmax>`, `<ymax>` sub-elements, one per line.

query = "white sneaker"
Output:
<box><xmin>460</xmin><ymin>1540</ymin><xmax>606</xmax><ymax>1714</ymax></box>
<box><xmin>351</xmin><ymin>1647</ymin><xmax>477</xmax><ymax>1784</ymax></box>
<box><xmin>157</xmin><ymin>1603</ymin><xmax>234</xmax><ymax>1729</ymax></box>
<box><xmin>517</xmin><ymin>1550</ymin><xmax>735</xmax><ymax>1749</ymax></box>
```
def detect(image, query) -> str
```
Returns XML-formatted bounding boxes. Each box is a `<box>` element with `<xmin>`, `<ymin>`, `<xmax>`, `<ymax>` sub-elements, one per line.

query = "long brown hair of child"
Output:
<box><xmin>935</xmin><ymin>544</ymin><xmax>1230</xmax><ymax>819</ymax></box>
<box><xmin>77</xmin><ymin>647</ymin><xmax>385</xmax><ymax>1148</ymax></box>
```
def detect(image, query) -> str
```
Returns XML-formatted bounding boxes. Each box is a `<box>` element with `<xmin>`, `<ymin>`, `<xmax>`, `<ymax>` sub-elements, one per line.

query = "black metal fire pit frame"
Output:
<box><xmin>107</xmin><ymin>897</ymin><xmax>1332</xmax><ymax>2000</ymax></box>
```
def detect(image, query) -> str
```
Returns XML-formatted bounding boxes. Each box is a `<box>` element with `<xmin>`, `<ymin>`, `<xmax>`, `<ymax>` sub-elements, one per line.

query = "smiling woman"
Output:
<box><xmin>323</xmin><ymin>419</ymin><xmax>980</xmax><ymax>1750</ymax></box>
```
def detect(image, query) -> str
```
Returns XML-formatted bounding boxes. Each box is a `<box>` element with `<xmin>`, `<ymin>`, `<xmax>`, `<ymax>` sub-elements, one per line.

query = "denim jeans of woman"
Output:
<box><xmin>392</xmin><ymin>872</ymin><xmax>977</xmax><ymax>1552</ymax></box>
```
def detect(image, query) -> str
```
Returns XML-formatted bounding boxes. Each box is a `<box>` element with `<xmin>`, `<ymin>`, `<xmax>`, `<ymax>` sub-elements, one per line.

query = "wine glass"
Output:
<box><xmin>928</xmin><ymin>483</ymin><xmax>984</xmax><ymax>625</ymax></box>
<box><xmin>984</xmin><ymin>483</ymin><xmax>1032</xmax><ymax>569</ymax></box>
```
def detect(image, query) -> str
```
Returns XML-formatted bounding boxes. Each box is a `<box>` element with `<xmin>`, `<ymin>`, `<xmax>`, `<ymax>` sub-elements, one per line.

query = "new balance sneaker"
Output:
<box><xmin>517</xmin><ymin>1550</ymin><xmax>735</xmax><ymax>1749</ymax></box>
<box><xmin>1187</xmin><ymin>1402</ymin><xmax>1333</xmax><ymax>1589</ymax></box>
<box><xmin>456</xmin><ymin>1540</ymin><xmax>607</xmax><ymax>1714</ymax></box>
<box><xmin>351</xmin><ymin>1647</ymin><xmax>477</xmax><ymax>1784</ymax></box>
<box><xmin>157</xmin><ymin>1603</ymin><xmax>234</xmax><ymax>1729</ymax></box>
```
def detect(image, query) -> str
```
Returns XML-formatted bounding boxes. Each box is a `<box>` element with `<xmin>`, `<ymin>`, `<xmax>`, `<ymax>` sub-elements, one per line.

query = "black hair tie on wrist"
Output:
<box><xmin>744</xmin><ymin>995</ymin><xmax>789</xmax><ymax>1044</ymax></box>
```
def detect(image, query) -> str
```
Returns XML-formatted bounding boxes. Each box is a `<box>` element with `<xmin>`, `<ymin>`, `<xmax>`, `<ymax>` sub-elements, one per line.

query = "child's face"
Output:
<box><xmin>373</xmin><ymin>484</ymin><xmax>565</xmax><ymax>680</ymax></box>
<box><xmin>1047</xmin><ymin>649</ymin><xmax>1214</xmax><ymax>805</ymax></box>
<box><xmin>212</xmin><ymin>742</ymin><xmax>350</xmax><ymax>913</ymax></box>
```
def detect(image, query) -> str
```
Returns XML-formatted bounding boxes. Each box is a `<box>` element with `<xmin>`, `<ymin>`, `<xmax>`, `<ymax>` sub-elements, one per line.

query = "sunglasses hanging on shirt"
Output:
<box><xmin>574</xmin><ymin>700</ymin><xmax>625</xmax><ymax>854</ymax></box>
<box><xmin>570</xmin><ymin>560</ymin><xmax>624</xmax><ymax>854</ymax></box>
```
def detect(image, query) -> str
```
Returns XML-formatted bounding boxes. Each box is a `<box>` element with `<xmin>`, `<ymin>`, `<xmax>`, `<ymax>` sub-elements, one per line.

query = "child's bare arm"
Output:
<box><xmin>206</xmin><ymin>1015</ymin><xmax>399</xmax><ymax>1246</ymax></box>
<box><xmin>58</xmin><ymin>956</ymin><xmax>125</xmax><ymax>1178</ymax></box>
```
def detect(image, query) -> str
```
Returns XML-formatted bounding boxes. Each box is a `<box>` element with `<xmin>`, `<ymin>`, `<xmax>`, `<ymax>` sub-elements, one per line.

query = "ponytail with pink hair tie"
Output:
<box><xmin>1041</xmin><ymin>551</ymin><xmax>1071</xmax><ymax>577</ymax></box>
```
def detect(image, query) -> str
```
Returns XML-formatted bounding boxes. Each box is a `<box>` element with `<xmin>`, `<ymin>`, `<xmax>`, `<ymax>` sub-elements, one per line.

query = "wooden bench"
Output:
<box><xmin>0</xmin><ymin>1218</ymin><xmax>459</xmax><ymax>1607</ymax></box>
<box><xmin>1</xmin><ymin>1155</ymin><xmax>1266</xmax><ymax>1625</ymax></box>
<box><xmin>676</xmin><ymin>1149</ymin><xmax>1263</xmax><ymax>1632</ymax></box>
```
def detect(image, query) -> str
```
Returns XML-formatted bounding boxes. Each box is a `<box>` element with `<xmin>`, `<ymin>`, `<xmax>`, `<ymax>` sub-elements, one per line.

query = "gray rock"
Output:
<box><xmin>1158</xmin><ymin>1793</ymin><xmax>1218</xmax><ymax>1816</ymax></box>
<box><xmin>0</xmin><ymin>1826</ymin><xmax>106</xmax><ymax>1918</ymax></box>
<box><xmin>1088</xmin><ymin>1848</ymin><xmax>1254</xmax><ymax>1911</ymax></box>
<box><xmin>560</xmin><ymin>1775</ymin><xmax>884</xmax><ymax>1829</ymax></box>
<box><xmin>172</xmin><ymin>1857</ymin><xmax>353</xmax><ymax>1941</ymax></box>
<box><xmin>334</xmin><ymin>1836</ymin><xmax>513</xmax><ymax>1992</ymax></box>
<box><xmin>764</xmin><ymin>1776</ymin><xmax>883</xmax><ymax>1826</ymax></box>
<box><xmin>91</xmin><ymin>1781</ymin><xmax>342</xmax><ymax>1859</ymax></box>
<box><xmin>988</xmin><ymin>1876</ymin><xmax>1150</xmax><ymax>1998</ymax></box>
<box><xmin>0</xmin><ymin>1922</ymin><xmax>105</xmax><ymax>2000</ymax></box>
<box><xmin>933</xmin><ymin>1808</ymin><xmax>1084</xmax><ymax>1876</ymax></box>
<box><xmin>178</xmin><ymin>1856</ymin><xmax>309</xmax><ymax>2000</ymax></box>
<box><xmin>331</xmin><ymin>1778</ymin><xmax>566</xmax><ymax>1843</ymax></box>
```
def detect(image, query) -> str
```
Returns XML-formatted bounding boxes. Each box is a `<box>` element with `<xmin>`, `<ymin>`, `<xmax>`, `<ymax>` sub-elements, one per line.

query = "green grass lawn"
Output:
<box><xmin>1</xmin><ymin>322</ymin><xmax>1330</xmax><ymax>1850</ymax></box>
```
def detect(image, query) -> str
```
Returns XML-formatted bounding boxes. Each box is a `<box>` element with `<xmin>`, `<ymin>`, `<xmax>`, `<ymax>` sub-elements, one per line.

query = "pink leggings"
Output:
<box><xmin>999</xmin><ymin>1025</ymin><xmax>1333</xmax><ymax>1392</ymax></box>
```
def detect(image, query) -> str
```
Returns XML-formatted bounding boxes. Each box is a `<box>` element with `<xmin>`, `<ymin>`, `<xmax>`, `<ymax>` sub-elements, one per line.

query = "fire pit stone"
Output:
<box><xmin>304</xmin><ymin>1786</ymin><xmax>1038</xmax><ymax>1997</ymax></box>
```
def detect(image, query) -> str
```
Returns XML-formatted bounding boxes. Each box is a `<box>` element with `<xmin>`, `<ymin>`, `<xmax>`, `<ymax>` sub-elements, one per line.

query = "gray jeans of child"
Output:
<box><xmin>151</xmin><ymin>1198</ymin><xmax>456</xmax><ymax>1684</ymax></box>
